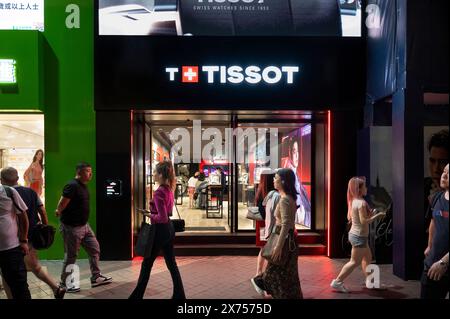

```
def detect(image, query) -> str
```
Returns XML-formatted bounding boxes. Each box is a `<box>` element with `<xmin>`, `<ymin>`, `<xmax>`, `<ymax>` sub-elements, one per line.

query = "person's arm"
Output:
<box><xmin>358</xmin><ymin>201</ymin><xmax>385</xmax><ymax>225</ymax></box>
<box><xmin>16</xmin><ymin>211</ymin><xmax>30</xmax><ymax>255</ymax></box>
<box><xmin>23</xmin><ymin>164</ymin><xmax>32</xmax><ymax>184</ymax></box>
<box><xmin>428</xmin><ymin>252</ymin><xmax>449</xmax><ymax>281</ymax></box>
<box><xmin>55</xmin><ymin>196</ymin><xmax>71</xmax><ymax>217</ymax></box>
<box><xmin>37</xmin><ymin>205</ymin><xmax>49</xmax><ymax>225</ymax></box>
<box><xmin>150</xmin><ymin>189</ymin><xmax>169</xmax><ymax>223</ymax></box>
<box><xmin>273</xmin><ymin>197</ymin><xmax>292</xmax><ymax>261</ymax></box>
<box><xmin>424</xmin><ymin>219</ymin><xmax>435</xmax><ymax>257</ymax></box>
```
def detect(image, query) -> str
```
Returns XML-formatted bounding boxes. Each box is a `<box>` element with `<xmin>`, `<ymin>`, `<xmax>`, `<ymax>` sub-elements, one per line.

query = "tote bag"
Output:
<box><xmin>134</xmin><ymin>221</ymin><xmax>156</xmax><ymax>257</ymax></box>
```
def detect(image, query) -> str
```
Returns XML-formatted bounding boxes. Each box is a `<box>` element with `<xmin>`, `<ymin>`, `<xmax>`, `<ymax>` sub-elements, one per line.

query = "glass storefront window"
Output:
<box><xmin>0</xmin><ymin>113</ymin><xmax>45</xmax><ymax>199</ymax></box>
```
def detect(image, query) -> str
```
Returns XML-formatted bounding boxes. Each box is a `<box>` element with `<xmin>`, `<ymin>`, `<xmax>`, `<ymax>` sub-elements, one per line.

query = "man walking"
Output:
<box><xmin>56</xmin><ymin>162</ymin><xmax>112</xmax><ymax>292</ymax></box>
<box><xmin>0</xmin><ymin>167</ymin><xmax>31</xmax><ymax>299</ymax></box>
<box><xmin>422</xmin><ymin>163</ymin><xmax>449</xmax><ymax>299</ymax></box>
<box><xmin>1</xmin><ymin>167</ymin><xmax>65</xmax><ymax>299</ymax></box>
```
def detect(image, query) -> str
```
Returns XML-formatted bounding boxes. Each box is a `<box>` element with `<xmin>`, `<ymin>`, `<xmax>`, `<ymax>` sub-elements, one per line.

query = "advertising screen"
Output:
<box><xmin>280</xmin><ymin>124</ymin><xmax>312</xmax><ymax>228</ymax></box>
<box><xmin>98</xmin><ymin>0</ymin><xmax>361</xmax><ymax>36</ymax></box>
<box><xmin>0</xmin><ymin>0</ymin><xmax>44</xmax><ymax>31</ymax></box>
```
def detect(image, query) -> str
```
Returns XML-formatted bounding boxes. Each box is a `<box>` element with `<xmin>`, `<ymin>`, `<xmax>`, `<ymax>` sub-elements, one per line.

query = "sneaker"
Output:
<box><xmin>91</xmin><ymin>274</ymin><xmax>113</xmax><ymax>287</ymax></box>
<box><xmin>250</xmin><ymin>276</ymin><xmax>266</xmax><ymax>296</ymax></box>
<box><xmin>54</xmin><ymin>285</ymin><xmax>66</xmax><ymax>299</ymax></box>
<box><xmin>66</xmin><ymin>286</ymin><xmax>81</xmax><ymax>293</ymax></box>
<box><xmin>330</xmin><ymin>279</ymin><xmax>349</xmax><ymax>293</ymax></box>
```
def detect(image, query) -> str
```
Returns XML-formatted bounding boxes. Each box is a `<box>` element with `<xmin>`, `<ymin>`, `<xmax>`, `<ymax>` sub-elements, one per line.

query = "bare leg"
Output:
<box><xmin>256</xmin><ymin>249</ymin><xmax>266</xmax><ymax>276</ymax></box>
<box><xmin>25</xmin><ymin>249</ymin><xmax>59</xmax><ymax>292</ymax></box>
<box><xmin>361</xmin><ymin>247</ymin><xmax>372</xmax><ymax>280</ymax></box>
<box><xmin>336</xmin><ymin>247</ymin><xmax>365</xmax><ymax>282</ymax></box>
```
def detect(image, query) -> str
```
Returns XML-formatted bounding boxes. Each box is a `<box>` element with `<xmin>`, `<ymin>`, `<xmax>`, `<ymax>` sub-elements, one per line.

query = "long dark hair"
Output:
<box><xmin>33</xmin><ymin>149</ymin><xmax>44</xmax><ymax>170</ymax></box>
<box><xmin>155</xmin><ymin>160</ymin><xmax>176</xmax><ymax>191</ymax></box>
<box><xmin>276</xmin><ymin>168</ymin><xmax>299</xmax><ymax>206</ymax></box>
<box><xmin>255</xmin><ymin>172</ymin><xmax>275</xmax><ymax>206</ymax></box>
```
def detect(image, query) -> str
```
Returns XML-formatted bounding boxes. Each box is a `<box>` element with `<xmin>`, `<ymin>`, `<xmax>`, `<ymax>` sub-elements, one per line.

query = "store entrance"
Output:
<box><xmin>132</xmin><ymin>111</ymin><xmax>327</xmax><ymax>240</ymax></box>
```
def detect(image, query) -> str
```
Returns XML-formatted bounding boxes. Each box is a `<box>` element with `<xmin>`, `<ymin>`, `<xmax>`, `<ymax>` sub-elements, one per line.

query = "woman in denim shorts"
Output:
<box><xmin>330</xmin><ymin>177</ymin><xmax>386</xmax><ymax>293</ymax></box>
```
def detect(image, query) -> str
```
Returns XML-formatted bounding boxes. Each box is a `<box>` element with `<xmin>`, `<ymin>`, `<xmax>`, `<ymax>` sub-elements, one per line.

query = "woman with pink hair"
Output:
<box><xmin>330</xmin><ymin>176</ymin><xmax>386</xmax><ymax>293</ymax></box>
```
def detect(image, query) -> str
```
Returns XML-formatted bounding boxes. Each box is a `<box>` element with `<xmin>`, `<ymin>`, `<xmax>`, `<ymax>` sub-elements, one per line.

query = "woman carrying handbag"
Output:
<box><xmin>251</xmin><ymin>168</ymin><xmax>303</xmax><ymax>299</ymax></box>
<box><xmin>129</xmin><ymin>161</ymin><xmax>186</xmax><ymax>299</ymax></box>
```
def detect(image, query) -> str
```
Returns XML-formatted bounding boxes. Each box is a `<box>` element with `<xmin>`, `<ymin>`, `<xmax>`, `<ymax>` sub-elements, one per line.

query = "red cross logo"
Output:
<box><xmin>182</xmin><ymin>66</ymin><xmax>199</xmax><ymax>83</ymax></box>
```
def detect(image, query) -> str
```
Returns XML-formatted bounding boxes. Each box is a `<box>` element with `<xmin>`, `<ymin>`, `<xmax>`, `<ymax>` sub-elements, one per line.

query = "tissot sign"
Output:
<box><xmin>165</xmin><ymin>65</ymin><xmax>299</xmax><ymax>85</ymax></box>
<box><xmin>95</xmin><ymin>36</ymin><xmax>365</xmax><ymax>110</ymax></box>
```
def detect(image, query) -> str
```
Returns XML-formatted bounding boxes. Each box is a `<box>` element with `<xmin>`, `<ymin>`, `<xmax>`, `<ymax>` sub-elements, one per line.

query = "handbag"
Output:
<box><xmin>134</xmin><ymin>221</ymin><xmax>156</xmax><ymax>257</ymax></box>
<box><xmin>171</xmin><ymin>205</ymin><xmax>185</xmax><ymax>233</ymax></box>
<box><xmin>31</xmin><ymin>223</ymin><xmax>56</xmax><ymax>250</ymax></box>
<box><xmin>261</xmin><ymin>226</ymin><xmax>296</xmax><ymax>266</ymax></box>
<box><xmin>246</xmin><ymin>206</ymin><xmax>264</xmax><ymax>221</ymax></box>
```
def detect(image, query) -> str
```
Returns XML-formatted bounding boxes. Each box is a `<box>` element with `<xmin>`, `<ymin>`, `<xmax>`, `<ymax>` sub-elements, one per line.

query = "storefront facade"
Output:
<box><xmin>0</xmin><ymin>1</ymin><xmax>95</xmax><ymax>260</ymax></box>
<box><xmin>94</xmin><ymin>5</ymin><xmax>366</xmax><ymax>259</ymax></box>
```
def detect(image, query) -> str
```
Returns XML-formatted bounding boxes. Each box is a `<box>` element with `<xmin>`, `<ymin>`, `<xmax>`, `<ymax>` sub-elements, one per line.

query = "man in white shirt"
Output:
<box><xmin>0</xmin><ymin>167</ymin><xmax>31</xmax><ymax>299</ymax></box>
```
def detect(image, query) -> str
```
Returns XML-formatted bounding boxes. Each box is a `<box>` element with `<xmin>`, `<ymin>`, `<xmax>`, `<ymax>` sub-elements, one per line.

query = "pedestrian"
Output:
<box><xmin>252</xmin><ymin>170</ymin><xmax>279</xmax><ymax>277</ymax></box>
<box><xmin>251</xmin><ymin>168</ymin><xmax>303</xmax><ymax>299</ymax></box>
<box><xmin>129</xmin><ymin>160</ymin><xmax>186</xmax><ymax>299</ymax></box>
<box><xmin>330</xmin><ymin>176</ymin><xmax>386</xmax><ymax>293</ymax></box>
<box><xmin>421</xmin><ymin>163</ymin><xmax>449</xmax><ymax>299</ymax></box>
<box><xmin>0</xmin><ymin>167</ymin><xmax>31</xmax><ymax>299</ymax></box>
<box><xmin>1</xmin><ymin>167</ymin><xmax>65</xmax><ymax>299</ymax></box>
<box><xmin>55</xmin><ymin>162</ymin><xmax>112</xmax><ymax>293</ymax></box>
<box><xmin>187</xmin><ymin>172</ymin><xmax>199</xmax><ymax>208</ymax></box>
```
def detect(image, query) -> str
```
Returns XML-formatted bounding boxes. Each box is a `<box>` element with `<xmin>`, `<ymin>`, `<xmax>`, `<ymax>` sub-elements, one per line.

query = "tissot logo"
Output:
<box><xmin>165</xmin><ymin>65</ymin><xmax>299</xmax><ymax>85</ymax></box>
<box><xmin>182</xmin><ymin>66</ymin><xmax>199</xmax><ymax>83</ymax></box>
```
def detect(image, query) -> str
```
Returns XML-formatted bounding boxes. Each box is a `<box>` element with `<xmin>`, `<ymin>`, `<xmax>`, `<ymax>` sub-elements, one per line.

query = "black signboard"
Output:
<box><xmin>95</xmin><ymin>36</ymin><xmax>365</xmax><ymax>110</ymax></box>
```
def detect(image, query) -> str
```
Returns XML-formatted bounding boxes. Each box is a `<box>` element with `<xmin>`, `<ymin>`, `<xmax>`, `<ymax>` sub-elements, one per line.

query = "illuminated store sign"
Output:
<box><xmin>165</xmin><ymin>65</ymin><xmax>299</xmax><ymax>84</ymax></box>
<box><xmin>0</xmin><ymin>0</ymin><xmax>44</xmax><ymax>31</ymax></box>
<box><xmin>0</xmin><ymin>59</ymin><xmax>16</xmax><ymax>84</ymax></box>
<box><xmin>106</xmin><ymin>179</ymin><xmax>122</xmax><ymax>197</ymax></box>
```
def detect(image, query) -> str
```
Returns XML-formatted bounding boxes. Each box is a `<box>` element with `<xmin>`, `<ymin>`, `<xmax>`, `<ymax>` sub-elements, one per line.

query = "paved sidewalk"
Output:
<box><xmin>0</xmin><ymin>256</ymin><xmax>421</xmax><ymax>299</ymax></box>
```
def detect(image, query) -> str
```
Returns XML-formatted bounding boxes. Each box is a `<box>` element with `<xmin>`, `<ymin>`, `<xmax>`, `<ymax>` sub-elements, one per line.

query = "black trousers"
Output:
<box><xmin>0</xmin><ymin>246</ymin><xmax>31</xmax><ymax>299</ymax></box>
<box><xmin>129</xmin><ymin>222</ymin><xmax>185</xmax><ymax>299</ymax></box>
<box><xmin>420</xmin><ymin>267</ymin><xmax>449</xmax><ymax>299</ymax></box>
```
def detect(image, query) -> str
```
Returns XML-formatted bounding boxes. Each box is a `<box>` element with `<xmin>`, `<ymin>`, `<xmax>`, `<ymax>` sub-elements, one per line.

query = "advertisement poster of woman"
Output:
<box><xmin>281</xmin><ymin>129</ymin><xmax>312</xmax><ymax>228</ymax></box>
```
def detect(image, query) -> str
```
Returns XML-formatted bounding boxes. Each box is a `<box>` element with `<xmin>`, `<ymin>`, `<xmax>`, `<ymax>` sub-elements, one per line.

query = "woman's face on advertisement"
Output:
<box><xmin>291</xmin><ymin>141</ymin><xmax>299</xmax><ymax>168</ymax></box>
<box><xmin>36</xmin><ymin>151</ymin><xmax>43</xmax><ymax>161</ymax></box>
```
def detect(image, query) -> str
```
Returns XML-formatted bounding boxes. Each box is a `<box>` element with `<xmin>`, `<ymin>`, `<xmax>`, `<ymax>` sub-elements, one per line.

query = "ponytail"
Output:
<box><xmin>155</xmin><ymin>160</ymin><xmax>176</xmax><ymax>191</ymax></box>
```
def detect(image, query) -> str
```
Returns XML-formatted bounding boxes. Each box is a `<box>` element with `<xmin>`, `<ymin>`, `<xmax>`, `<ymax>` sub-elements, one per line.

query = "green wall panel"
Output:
<box><xmin>0</xmin><ymin>31</ymin><xmax>43</xmax><ymax>110</ymax></box>
<box><xmin>1</xmin><ymin>0</ymin><xmax>95</xmax><ymax>260</ymax></box>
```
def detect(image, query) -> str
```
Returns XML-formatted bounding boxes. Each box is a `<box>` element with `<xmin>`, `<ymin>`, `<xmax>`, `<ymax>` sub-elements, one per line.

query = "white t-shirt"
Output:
<box><xmin>349</xmin><ymin>198</ymin><xmax>369</xmax><ymax>237</ymax></box>
<box><xmin>188</xmin><ymin>177</ymin><xmax>198</xmax><ymax>188</ymax></box>
<box><xmin>0</xmin><ymin>185</ymin><xmax>28</xmax><ymax>251</ymax></box>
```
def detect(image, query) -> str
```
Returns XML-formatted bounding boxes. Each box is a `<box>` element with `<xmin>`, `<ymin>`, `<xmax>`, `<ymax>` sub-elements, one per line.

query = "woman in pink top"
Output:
<box><xmin>129</xmin><ymin>161</ymin><xmax>186</xmax><ymax>299</ymax></box>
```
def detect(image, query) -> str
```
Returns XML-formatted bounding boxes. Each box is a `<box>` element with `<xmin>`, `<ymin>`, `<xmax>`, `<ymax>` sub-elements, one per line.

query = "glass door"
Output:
<box><xmin>235</xmin><ymin>121</ymin><xmax>313</xmax><ymax>231</ymax></box>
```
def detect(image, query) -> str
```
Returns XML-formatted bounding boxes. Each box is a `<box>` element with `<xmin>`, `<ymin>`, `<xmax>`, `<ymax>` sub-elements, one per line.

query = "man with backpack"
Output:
<box><xmin>1</xmin><ymin>167</ymin><xmax>65</xmax><ymax>299</ymax></box>
<box><xmin>0</xmin><ymin>167</ymin><xmax>31</xmax><ymax>299</ymax></box>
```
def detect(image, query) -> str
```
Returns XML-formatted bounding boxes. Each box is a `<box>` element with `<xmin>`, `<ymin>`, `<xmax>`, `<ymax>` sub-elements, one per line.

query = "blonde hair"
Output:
<box><xmin>347</xmin><ymin>176</ymin><xmax>366</xmax><ymax>220</ymax></box>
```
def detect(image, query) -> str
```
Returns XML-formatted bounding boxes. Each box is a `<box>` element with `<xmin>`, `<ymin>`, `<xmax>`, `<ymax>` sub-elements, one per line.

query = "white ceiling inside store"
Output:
<box><xmin>0</xmin><ymin>114</ymin><xmax>44</xmax><ymax>149</ymax></box>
